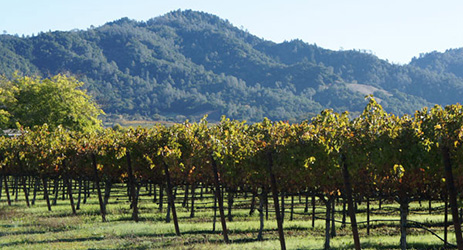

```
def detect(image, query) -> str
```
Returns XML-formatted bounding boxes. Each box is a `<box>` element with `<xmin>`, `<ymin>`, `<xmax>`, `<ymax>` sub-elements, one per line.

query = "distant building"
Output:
<box><xmin>2</xmin><ymin>129</ymin><xmax>21</xmax><ymax>137</ymax></box>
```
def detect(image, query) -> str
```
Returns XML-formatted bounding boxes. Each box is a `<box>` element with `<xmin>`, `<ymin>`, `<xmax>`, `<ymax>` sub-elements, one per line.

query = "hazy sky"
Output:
<box><xmin>2</xmin><ymin>0</ymin><xmax>463</xmax><ymax>64</ymax></box>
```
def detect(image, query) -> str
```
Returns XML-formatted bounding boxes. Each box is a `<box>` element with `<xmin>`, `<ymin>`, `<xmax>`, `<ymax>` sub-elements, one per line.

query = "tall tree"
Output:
<box><xmin>0</xmin><ymin>74</ymin><xmax>103</xmax><ymax>132</ymax></box>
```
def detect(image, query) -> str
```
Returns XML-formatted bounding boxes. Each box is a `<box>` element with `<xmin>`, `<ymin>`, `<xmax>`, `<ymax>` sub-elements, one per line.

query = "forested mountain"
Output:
<box><xmin>1</xmin><ymin>10</ymin><xmax>462</xmax><ymax>122</ymax></box>
<box><xmin>410</xmin><ymin>48</ymin><xmax>463</xmax><ymax>78</ymax></box>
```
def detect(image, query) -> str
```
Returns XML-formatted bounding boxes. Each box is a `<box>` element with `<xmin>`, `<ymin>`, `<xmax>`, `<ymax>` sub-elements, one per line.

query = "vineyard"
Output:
<box><xmin>1</xmin><ymin>97</ymin><xmax>463</xmax><ymax>250</ymax></box>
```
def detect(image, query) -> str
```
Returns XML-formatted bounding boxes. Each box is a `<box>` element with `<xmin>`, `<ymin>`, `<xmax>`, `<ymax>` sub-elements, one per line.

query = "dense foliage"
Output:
<box><xmin>2</xmin><ymin>10</ymin><xmax>463</xmax><ymax>122</ymax></box>
<box><xmin>2</xmin><ymin>99</ymin><xmax>463</xmax><ymax>249</ymax></box>
<box><xmin>0</xmin><ymin>74</ymin><xmax>103</xmax><ymax>132</ymax></box>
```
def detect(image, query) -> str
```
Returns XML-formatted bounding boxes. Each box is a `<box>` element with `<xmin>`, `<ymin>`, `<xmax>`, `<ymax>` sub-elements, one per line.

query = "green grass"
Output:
<box><xmin>0</xmin><ymin>183</ymin><xmax>457</xmax><ymax>249</ymax></box>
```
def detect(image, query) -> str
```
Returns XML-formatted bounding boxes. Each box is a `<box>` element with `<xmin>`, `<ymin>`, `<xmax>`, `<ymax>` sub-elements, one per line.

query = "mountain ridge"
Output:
<box><xmin>0</xmin><ymin>10</ymin><xmax>462</xmax><ymax>122</ymax></box>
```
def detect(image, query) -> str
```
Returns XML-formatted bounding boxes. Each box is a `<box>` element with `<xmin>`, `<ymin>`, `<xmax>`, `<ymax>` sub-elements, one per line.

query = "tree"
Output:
<box><xmin>0</xmin><ymin>74</ymin><xmax>103</xmax><ymax>132</ymax></box>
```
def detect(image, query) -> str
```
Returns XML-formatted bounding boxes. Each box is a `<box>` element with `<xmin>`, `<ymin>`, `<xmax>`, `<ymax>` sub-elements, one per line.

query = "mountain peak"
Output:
<box><xmin>146</xmin><ymin>9</ymin><xmax>234</xmax><ymax>31</ymax></box>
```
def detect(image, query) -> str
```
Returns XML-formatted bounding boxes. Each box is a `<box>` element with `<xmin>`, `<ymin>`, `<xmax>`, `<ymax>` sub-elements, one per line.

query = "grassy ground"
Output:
<box><xmin>0</xmin><ymin>182</ymin><xmax>456</xmax><ymax>249</ymax></box>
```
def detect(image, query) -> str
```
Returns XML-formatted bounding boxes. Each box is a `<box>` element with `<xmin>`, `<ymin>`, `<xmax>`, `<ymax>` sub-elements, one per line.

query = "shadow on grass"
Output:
<box><xmin>0</xmin><ymin>229</ymin><xmax>273</xmax><ymax>249</ymax></box>
<box><xmin>0</xmin><ymin>229</ymin><xmax>48</xmax><ymax>237</ymax></box>
<box><xmin>0</xmin><ymin>225</ymin><xmax>450</xmax><ymax>250</ymax></box>
<box><xmin>0</xmin><ymin>236</ymin><xmax>107</xmax><ymax>248</ymax></box>
<box><xmin>302</xmin><ymin>242</ymin><xmax>448</xmax><ymax>250</ymax></box>
<box><xmin>0</xmin><ymin>226</ymin><xmax>84</xmax><ymax>237</ymax></box>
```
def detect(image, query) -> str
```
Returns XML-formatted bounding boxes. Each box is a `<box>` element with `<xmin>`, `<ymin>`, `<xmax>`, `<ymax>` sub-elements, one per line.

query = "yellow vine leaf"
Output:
<box><xmin>393</xmin><ymin>164</ymin><xmax>405</xmax><ymax>179</ymax></box>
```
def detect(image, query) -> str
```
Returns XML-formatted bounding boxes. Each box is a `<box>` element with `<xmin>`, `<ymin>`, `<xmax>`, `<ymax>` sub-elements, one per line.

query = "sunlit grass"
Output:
<box><xmin>0</xmin><ymin>182</ymin><xmax>456</xmax><ymax>249</ymax></box>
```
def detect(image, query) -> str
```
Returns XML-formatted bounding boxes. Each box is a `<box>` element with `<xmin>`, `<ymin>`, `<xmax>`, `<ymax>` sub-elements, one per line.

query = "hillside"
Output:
<box><xmin>1</xmin><ymin>10</ymin><xmax>462</xmax><ymax>122</ymax></box>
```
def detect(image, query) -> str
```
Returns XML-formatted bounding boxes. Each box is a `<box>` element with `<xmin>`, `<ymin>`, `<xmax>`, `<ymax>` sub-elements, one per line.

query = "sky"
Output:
<box><xmin>1</xmin><ymin>0</ymin><xmax>463</xmax><ymax>64</ymax></box>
